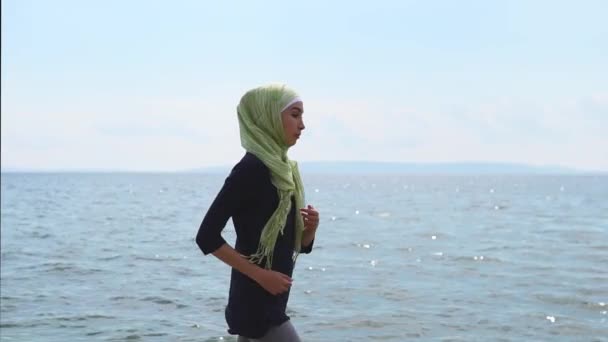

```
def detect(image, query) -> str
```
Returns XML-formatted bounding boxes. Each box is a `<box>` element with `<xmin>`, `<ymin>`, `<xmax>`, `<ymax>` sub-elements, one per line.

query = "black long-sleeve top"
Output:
<box><xmin>196</xmin><ymin>152</ymin><xmax>313</xmax><ymax>338</ymax></box>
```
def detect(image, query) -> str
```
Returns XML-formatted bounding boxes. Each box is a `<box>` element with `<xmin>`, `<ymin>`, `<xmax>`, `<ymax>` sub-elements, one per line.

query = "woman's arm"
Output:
<box><xmin>196</xmin><ymin>156</ymin><xmax>300</xmax><ymax>294</ymax></box>
<box><xmin>212</xmin><ymin>243</ymin><xmax>293</xmax><ymax>295</ymax></box>
<box><xmin>196</xmin><ymin>158</ymin><xmax>261</xmax><ymax>255</ymax></box>
<box><xmin>300</xmin><ymin>205</ymin><xmax>319</xmax><ymax>249</ymax></box>
<box><xmin>302</xmin><ymin>228</ymin><xmax>316</xmax><ymax>248</ymax></box>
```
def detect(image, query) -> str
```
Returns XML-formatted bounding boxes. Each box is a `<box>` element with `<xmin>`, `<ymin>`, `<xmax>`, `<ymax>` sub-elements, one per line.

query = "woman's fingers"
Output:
<box><xmin>270</xmin><ymin>272</ymin><xmax>292</xmax><ymax>294</ymax></box>
<box><xmin>302</xmin><ymin>211</ymin><xmax>319</xmax><ymax>219</ymax></box>
<box><xmin>301</xmin><ymin>211</ymin><xmax>319</xmax><ymax>221</ymax></box>
<box><xmin>300</xmin><ymin>205</ymin><xmax>320</xmax><ymax>230</ymax></box>
<box><xmin>300</xmin><ymin>207</ymin><xmax>319</xmax><ymax>218</ymax></box>
<box><xmin>280</xmin><ymin>274</ymin><xmax>292</xmax><ymax>292</ymax></box>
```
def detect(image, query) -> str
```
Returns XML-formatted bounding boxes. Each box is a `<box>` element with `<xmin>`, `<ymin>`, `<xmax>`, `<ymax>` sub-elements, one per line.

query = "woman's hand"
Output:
<box><xmin>211</xmin><ymin>245</ymin><xmax>292</xmax><ymax>295</ymax></box>
<box><xmin>300</xmin><ymin>205</ymin><xmax>319</xmax><ymax>231</ymax></box>
<box><xmin>254</xmin><ymin>268</ymin><xmax>293</xmax><ymax>295</ymax></box>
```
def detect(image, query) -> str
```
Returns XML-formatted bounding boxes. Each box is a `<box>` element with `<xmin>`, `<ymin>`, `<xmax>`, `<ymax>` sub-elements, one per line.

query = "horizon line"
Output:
<box><xmin>2</xmin><ymin>160</ymin><xmax>606</xmax><ymax>174</ymax></box>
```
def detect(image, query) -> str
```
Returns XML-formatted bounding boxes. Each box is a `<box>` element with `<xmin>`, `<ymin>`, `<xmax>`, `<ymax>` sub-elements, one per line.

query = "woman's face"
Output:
<box><xmin>281</xmin><ymin>101</ymin><xmax>305</xmax><ymax>146</ymax></box>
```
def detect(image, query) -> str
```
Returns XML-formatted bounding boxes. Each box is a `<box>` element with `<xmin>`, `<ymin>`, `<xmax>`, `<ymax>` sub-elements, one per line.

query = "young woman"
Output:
<box><xmin>196</xmin><ymin>84</ymin><xmax>319</xmax><ymax>341</ymax></box>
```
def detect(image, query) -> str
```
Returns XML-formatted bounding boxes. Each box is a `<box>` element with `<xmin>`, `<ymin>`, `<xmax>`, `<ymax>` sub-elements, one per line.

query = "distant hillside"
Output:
<box><xmin>300</xmin><ymin>161</ymin><xmax>579</xmax><ymax>174</ymax></box>
<box><xmin>188</xmin><ymin>161</ymin><xmax>586</xmax><ymax>174</ymax></box>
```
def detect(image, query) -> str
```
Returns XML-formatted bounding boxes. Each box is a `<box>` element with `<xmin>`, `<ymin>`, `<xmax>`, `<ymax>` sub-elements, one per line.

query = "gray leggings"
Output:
<box><xmin>237</xmin><ymin>320</ymin><xmax>301</xmax><ymax>342</ymax></box>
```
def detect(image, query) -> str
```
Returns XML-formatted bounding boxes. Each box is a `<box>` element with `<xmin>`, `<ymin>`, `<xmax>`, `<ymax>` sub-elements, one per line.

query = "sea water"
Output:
<box><xmin>1</xmin><ymin>173</ymin><xmax>606</xmax><ymax>341</ymax></box>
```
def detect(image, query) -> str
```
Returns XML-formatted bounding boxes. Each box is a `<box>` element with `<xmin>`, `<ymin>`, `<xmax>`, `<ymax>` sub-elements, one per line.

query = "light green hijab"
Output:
<box><xmin>236</xmin><ymin>84</ymin><xmax>305</xmax><ymax>269</ymax></box>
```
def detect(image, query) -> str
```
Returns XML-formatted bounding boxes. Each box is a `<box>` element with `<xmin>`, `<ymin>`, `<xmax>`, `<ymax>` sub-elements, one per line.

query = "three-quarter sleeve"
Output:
<box><xmin>301</xmin><ymin>239</ymin><xmax>314</xmax><ymax>254</ymax></box>
<box><xmin>195</xmin><ymin>160</ymin><xmax>262</xmax><ymax>255</ymax></box>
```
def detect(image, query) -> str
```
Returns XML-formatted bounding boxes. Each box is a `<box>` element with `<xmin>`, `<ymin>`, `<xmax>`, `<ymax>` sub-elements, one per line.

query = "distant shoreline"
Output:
<box><xmin>177</xmin><ymin>161</ymin><xmax>602</xmax><ymax>175</ymax></box>
<box><xmin>2</xmin><ymin>161</ymin><xmax>606</xmax><ymax>175</ymax></box>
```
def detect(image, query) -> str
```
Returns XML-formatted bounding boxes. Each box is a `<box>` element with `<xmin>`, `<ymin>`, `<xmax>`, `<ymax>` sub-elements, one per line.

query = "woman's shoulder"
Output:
<box><xmin>230</xmin><ymin>152</ymin><xmax>269</xmax><ymax>180</ymax></box>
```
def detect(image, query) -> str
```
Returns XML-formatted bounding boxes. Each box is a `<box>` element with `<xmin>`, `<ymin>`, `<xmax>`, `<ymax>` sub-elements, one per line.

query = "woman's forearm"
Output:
<box><xmin>302</xmin><ymin>228</ymin><xmax>316</xmax><ymax>248</ymax></box>
<box><xmin>211</xmin><ymin>243</ymin><xmax>263</xmax><ymax>282</ymax></box>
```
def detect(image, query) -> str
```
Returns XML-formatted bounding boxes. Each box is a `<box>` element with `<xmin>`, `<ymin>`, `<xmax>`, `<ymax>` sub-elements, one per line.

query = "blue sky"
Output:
<box><xmin>2</xmin><ymin>0</ymin><xmax>607</xmax><ymax>171</ymax></box>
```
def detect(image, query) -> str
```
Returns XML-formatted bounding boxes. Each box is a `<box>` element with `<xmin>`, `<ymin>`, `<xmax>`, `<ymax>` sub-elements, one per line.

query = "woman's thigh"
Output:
<box><xmin>238</xmin><ymin>320</ymin><xmax>301</xmax><ymax>342</ymax></box>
